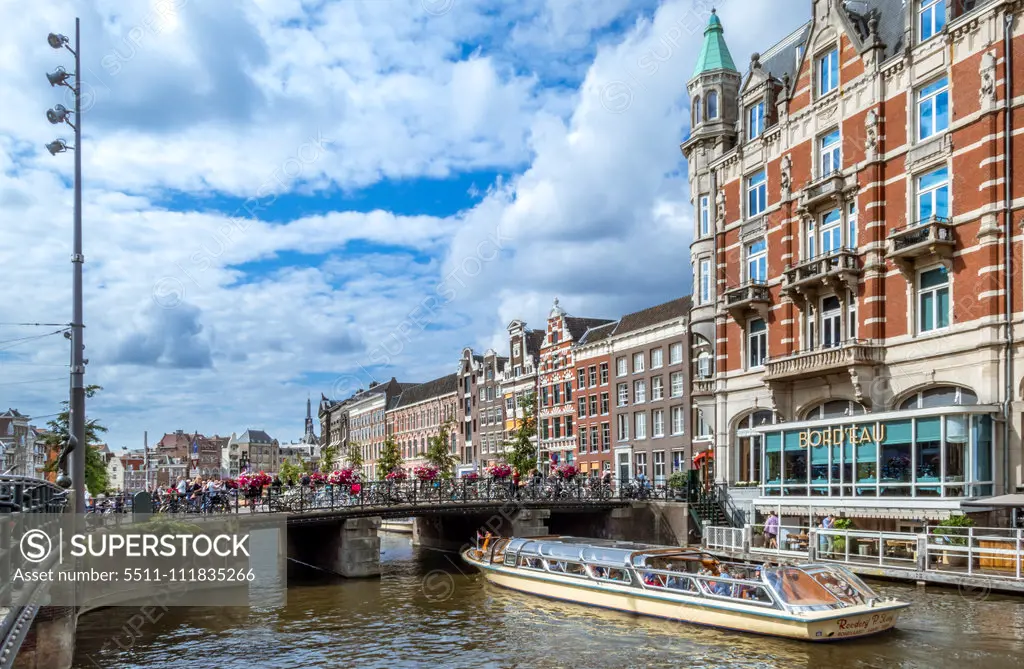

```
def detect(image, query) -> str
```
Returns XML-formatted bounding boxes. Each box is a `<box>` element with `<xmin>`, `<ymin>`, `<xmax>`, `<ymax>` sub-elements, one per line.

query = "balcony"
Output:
<box><xmin>799</xmin><ymin>171</ymin><xmax>850</xmax><ymax>211</ymax></box>
<box><xmin>763</xmin><ymin>340</ymin><xmax>885</xmax><ymax>402</ymax></box>
<box><xmin>886</xmin><ymin>217</ymin><xmax>956</xmax><ymax>276</ymax></box>
<box><xmin>692</xmin><ymin>379</ymin><xmax>714</xmax><ymax>397</ymax></box>
<box><xmin>722</xmin><ymin>281</ymin><xmax>771</xmax><ymax>321</ymax></box>
<box><xmin>781</xmin><ymin>249</ymin><xmax>861</xmax><ymax>303</ymax></box>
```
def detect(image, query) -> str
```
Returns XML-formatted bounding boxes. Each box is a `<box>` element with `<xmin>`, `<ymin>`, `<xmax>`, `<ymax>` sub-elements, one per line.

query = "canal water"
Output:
<box><xmin>73</xmin><ymin>533</ymin><xmax>1024</xmax><ymax>669</ymax></box>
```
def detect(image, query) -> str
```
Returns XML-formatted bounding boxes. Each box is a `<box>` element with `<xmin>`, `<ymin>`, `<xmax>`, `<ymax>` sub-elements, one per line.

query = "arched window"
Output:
<box><xmin>693</xmin><ymin>95</ymin><xmax>702</xmax><ymax>125</ymax></box>
<box><xmin>706</xmin><ymin>90</ymin><xmax>719</xmax><ymax>120</ymax></box>
<box><xmin>899</xmin><ymin>386</ymin><xmax>977</xmax><ymax>410</ymax></box>
<box><xmin>802</xmin><ymin>399</ymin><xmax>866</xmax><ymax>420</ymax></box>
<box><xmin>734</xmin><ymin>410</ymin><xmax>774</xmax><ymax>483</ymax></box>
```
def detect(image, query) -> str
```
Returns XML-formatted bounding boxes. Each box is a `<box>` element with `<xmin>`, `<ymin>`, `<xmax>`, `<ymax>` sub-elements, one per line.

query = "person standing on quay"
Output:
<box><xmin>764</xmin><ymin>511</ymin><xmax>780</xmax><ymax>549</ymax></box>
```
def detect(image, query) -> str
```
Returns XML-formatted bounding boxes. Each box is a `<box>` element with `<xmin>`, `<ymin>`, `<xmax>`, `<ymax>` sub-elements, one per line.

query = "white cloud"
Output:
<box><xmin>0</xmin><ymin>0</ymin><xmax>806</xmax><ymax>450</ymax></box>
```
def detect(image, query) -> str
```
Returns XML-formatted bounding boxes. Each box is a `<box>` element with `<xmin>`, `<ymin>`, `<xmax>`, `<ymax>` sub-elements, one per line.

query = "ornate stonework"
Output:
<box><xmin>864</xmin><ymin>109</ymin><xmax>879</xmax><ymax>160</ymax></box>
<box><xmin>979</xmin><ymin>50</ymin><xmax>997</xmax><ymax>111</ymax></box>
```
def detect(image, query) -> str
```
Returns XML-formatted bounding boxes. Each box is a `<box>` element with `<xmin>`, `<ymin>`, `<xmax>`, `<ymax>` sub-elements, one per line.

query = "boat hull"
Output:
<box><xmin>465</xmin><ymin>551</ymin><xmax>905</xmax><ymax>641</ymax></box>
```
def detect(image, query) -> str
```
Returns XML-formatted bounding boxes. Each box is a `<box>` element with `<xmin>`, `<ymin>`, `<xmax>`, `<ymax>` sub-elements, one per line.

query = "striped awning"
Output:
<box><xmin>752</xmin><ymin>502</ymin><xmax>954</xmax><ymax>521</ymax></box>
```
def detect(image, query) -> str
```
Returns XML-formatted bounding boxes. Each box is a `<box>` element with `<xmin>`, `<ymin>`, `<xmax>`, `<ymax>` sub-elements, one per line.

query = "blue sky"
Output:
<box><xmin>0</xmin><ymin>0</ymin><xmax>807</xmax><ymax>450</ymax></box>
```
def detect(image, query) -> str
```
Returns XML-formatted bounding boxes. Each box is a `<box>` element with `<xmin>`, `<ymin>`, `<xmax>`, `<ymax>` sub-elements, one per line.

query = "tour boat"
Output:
<box><xmin>462</xmin><ymin>536</ymin><xmax>909</xmax><ymax>641</ymax></box>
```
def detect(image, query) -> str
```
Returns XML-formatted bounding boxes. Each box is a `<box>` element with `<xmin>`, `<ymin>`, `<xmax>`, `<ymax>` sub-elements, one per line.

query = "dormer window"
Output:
<box><xmin>919</xmin><ymin>0</ymin><xmax>946</xmax><ymax>42</ymax></box>
<box><xmin>747</xmin><ymin>101</ymin><xmax>765</xmax><ymax>139</ymax></box>
<box><xmin>705</xmin><ymin>91</ymin><xmax>718</xmax><ymax>120</ymax></box>
<box><xmin>817</xmin><ymin>48</ymin><xmax>838</xmax><ymax>96</ymax></box>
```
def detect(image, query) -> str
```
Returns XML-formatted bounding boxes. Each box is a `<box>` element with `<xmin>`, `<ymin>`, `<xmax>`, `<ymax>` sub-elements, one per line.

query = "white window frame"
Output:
<box><xmin>747</xmin><ymin>101</ymin><xmax>765</xmax><ymax>140</ymax></box>
<box><xmin>632</xmin><ymin>352</ymin><xmax>645</xmax><ymax>373</ymax></box>
<box><xmin>917</xmin><ymin>77</ymin><xmax>949</xmax><ymax>142</ymax></box>
<box><xmin>699</xmin><ymin>259</ymin><xmax>712</xmax><ymax>305</ymax></box>
<box><xmin>634</xmin><ymin>380</ymin><xmax>647</xmax><ymax>404</ymax></box>
<box><xmin>617</xmin><ymin>414</ymin><xmax>629</xmax><ymax>441</ymax></box>
<box><xmin>746</xmin><ymin>170</ymin><xmax>767</xmax><ymax>218</ymax></box>
<box><xmin>699</xmin><ymin>194</ymin><xmax>711</xmax><ymax>238</ymax></box>
<box><xmin>671</xmin><ymin>407</ymin><xmax>685</xmax><ymax>435</ymax></box>
<box><xmin>617</xmin><ymin>383</ymin><xmax>629</xmax><ymax>407</ymax></box>
<box><xmin>652</xmin><ymin>410</ymin><xmax>665</xmax><ymax>438</ymax></box>
<box><xmin>651</xmin><ymin>376</ymin><xmax>664</xmax><ymax>401</ymax></box>
<box><xmin>635</xmin><ymin>412</ymin><xmax>647</xmax><ymax>440</ymax></box>
<box><xmin>745</xmin><ymin>238</ymin><xmax>767</xmax><ymax>283</ymax></box>
<box><xmin>847</xmin><ymin>201</ymin><xmax>857</xmax><ymax>250</ymax></box>
<box><xmin>916</xmin><ymin>166</ymin><xmax>950</xmax><ymax>223</ymax></box>
<box><xmin>820</xmin><ymin>208</ymin><xmax>841</xmax><ymax>256</ymax></box>
<box><xmin>651</xmin><ymin>347</ymin><xmax>663</xmax><ymax>369</ymax></box>
<box><xmin>918</xmin><ymin>265</ymin><xmax>951</xmax><ymax>333</ymax></box>
<box><xmin>669</xmin><ymin>342</ymin><xmax>683</xmax><ymax>365</ymax></box>
<box><xmin>817</xmin><ymin>47</ymin><xmax>839</xmax><ymax>96</ymax></box>
<box><xmin>819</xmin><ymin>129</ymin><xmax>841</xmax><ymax>177</ymax></box>
<box><xmin>747</xmin><ymin>318</ymin><xmax>767</xmax><ymax>370</ymax></box>
<box><xmin>616</xmin><ymin>357</ymin><xmax>627</xmax><ymax>376</ymax></box>
<box><xmin>653</xmin><ymin>451</ymin><xmax>666</xmax><ymax>483</ymax></box>
<box><xmin>670</xmin><ymin>372</ymin><xmax>684</xmax><ymax>398</ymax></box>
<box><xmin>919</xmin><ymin>0</ymin><xmax>946</xmax><ymax>42</ymax></box>
<box><xmin>697</xmin><ymin>351</ymin><xmax>712</xmax><ymax>378</ymax></box>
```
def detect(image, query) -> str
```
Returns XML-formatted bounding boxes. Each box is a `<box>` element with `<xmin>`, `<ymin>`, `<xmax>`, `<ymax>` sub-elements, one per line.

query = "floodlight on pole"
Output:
<box><xmin>48</xmin><ymin>33</ymin><xmax>69</xmax><ymax>49</ymax></box>
<box><xmin>46</xmin><ymin>139</ymin><xmax>70</xmax><ymax>155</ymax></box>
<box><xmin>47</xmin><ymin>104</ymin><xmax>71</xmax><ymax>125</ymax></box>
<box><xmin>47</xmin><ymin>66</ymin><xmax>71</xmax><ymax>87</ymax></box>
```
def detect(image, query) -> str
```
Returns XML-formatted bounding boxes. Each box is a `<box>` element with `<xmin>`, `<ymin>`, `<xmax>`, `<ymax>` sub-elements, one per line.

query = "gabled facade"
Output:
<box><xmin>498</xmin><ymin>320</ymin><xmax>544</xmax><ymax>468</ymax></box>
<box><xmin>572</xmin><ymin>322</ymin><xmax>616</xmax><ymax>476</ymax></box>
<box><xmin>537</xmin><ymin>299</ymin><xmax>614</xmax><ymax>473</ymax></box>
<box><xmin>682</xmin><ymin>1</ymin><xmax>1024</xmax><ymax>529</ymax></box>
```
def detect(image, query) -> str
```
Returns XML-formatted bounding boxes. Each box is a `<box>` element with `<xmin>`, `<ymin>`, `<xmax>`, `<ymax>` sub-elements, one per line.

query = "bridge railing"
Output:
<box><xmin>0</xmin><ymin>475</ymin><xmax>71</xmax><ymax>669</ymax></box>
<box><xmin>145</xmin><ymin>479</ymin><xmax>690</xmax><ymax>515</ymax></box>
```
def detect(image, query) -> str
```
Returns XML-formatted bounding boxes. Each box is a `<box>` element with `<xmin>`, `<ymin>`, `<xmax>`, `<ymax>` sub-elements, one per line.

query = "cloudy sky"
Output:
<box><xmin>0</xmin><ymin>0</ymin><xmax>805</xmax><ymax>450</ymax></box>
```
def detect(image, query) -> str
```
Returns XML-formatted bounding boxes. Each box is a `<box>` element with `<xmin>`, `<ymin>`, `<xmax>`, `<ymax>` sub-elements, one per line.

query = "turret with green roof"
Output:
<box><xmin>692</xmin><ymin>9</ymin><xmax>737</xmax><ymax>79</ymax></box>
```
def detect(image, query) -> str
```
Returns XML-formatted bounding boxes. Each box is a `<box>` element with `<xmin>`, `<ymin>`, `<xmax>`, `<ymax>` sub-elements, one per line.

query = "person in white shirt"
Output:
<box><xmin>176</xmin><ymin>478</ymin><xmax>187</xmax><ymax>495</ymax></box>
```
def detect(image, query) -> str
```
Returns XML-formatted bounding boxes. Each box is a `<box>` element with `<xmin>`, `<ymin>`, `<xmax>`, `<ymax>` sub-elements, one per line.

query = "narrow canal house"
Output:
<box><xmin>499</xmin><ymin>319</ymin><xmax>545</xmax><ymax>470</ymax></box>
<box><xmin>455</xmin><ymin>348</ymin><xmax>508</xmax><ymax>474</ymax></box>
<box><xmin>538</xmin><ymin>299</ymin><xmax>614</xmax><ymax>474</ymax></box>
<box><xmin>682</xmin><ymin>1</ymin><xmax>1024</xmax><ymax>530</ymax></box>
<box><xmin>609</xmin><ymin>297</ymin><xmax>692</xmax><ymax>485</ymax></box>
<box><xmin>572</xmin><ymin>321</ymin><xmax>617</xmax><ymax>478</ymax></box>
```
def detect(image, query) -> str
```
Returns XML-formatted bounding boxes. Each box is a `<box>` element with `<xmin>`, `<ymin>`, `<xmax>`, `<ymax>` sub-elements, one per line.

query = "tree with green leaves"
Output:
<box><xmin>502</xmin><ymin>392</ymin><xmax>538</xmax><ymax>477</ymax></box>
<box><xmin>278</xmin><ymin>458</ymin><xmax>304</xmax><ymax>485</ymax></box>
<box><xmin>42</xmin><ymin>384</ymin><xmax>109</xmax><ymax>495</ymax></box>
<box><xmin>345</xmin><ymin>442</ymin><xmax>364</xmax><ymax>471</ymax></box>
<box><xmin>319</xmin><ymin>442</ymin><xmax>338</xmax><ymax>472</ymax></box>
<box><xmin>426</xmin><ymin>417</ymin><xmax>459</xmax><ymax>479</ymax></box>
<box><xmin>377</xmin><ymin>435</ymin><xmax>404</xmax><ymax>479</ymax></box>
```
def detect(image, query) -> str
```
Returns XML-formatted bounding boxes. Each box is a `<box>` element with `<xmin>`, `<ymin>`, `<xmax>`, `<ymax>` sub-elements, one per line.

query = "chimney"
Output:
<box><xmin>369</xmin><ymin>381</ymin><xmax>379</xmax><ymax>389</ymax></box>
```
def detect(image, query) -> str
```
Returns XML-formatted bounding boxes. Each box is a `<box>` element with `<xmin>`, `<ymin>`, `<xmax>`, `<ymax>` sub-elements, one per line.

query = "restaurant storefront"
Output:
<box><xmin>745</xmin><ymin>402</ymin><xmax>999</xmax><ymax>525</ymax></box>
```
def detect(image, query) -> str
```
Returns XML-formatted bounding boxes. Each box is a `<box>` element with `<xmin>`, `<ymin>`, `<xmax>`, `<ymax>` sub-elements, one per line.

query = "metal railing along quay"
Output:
<box><xmin>0</xmin><ymin>475</ymin><xmax>70</xmax><ymax>669</ymax></box>
<box><xmin>702</xmin><ymin>523</ymin><xmax>1024</xmax><ymax>589</ymax></box>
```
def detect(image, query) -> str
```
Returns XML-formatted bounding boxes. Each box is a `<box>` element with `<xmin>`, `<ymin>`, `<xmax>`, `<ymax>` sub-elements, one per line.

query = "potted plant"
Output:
<box><xmin>831</xmin><ymin>517</ymin><xmax>855</xmax><ymax>554</ymax></box>
<box><xmin>667</xmin><ymin>472</ymin><xmax>687</xmax><ymax>500</ymax></box>
<box><xmin>934</xmin><ymin>515</ymin><xmax>974</xmax><ymax>567</ymax></box>
<box><xmin>555</xmin><ymin>464</ymin><xmax>579</xmax><ymax>481</ymax></box>
<box><xmin>414</xmin><ymin>464</ymin><xmax>440</xmax><ymax>482</ymax></box>
<box><xmin>385</xmin><ymin>469</ymin><xmax>408</xmax><ymax>482</ymax></box>
<box><xmin>751</xmin><ymin>525</ymin><xmax>765</xmax><ymax>548</ymax></box>
<box><xmin>487</xmin><ymin>464</ymin><xmax>512</xmax><ymax>480</ymax></box>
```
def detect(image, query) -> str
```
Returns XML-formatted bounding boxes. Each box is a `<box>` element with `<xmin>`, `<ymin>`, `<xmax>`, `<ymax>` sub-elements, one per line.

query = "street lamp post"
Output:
<box><xmin>46</xmin><ymin>19</ymin><xmax>85</xmax><ymax>514</ymax></box>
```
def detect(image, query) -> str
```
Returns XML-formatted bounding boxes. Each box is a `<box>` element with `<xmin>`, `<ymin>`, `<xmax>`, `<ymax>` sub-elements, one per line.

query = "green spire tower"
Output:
<box><xmin>692</xmin><ymin>9</ymin><xmax>738</xmax><ymax>79</ymax></box>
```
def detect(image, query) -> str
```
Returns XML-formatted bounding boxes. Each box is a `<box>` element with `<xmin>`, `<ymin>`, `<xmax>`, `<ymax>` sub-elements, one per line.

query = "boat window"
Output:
<box><xmin>546</xmin><ymin>560</ymin><xmax>587</xmax><ymax>577</ymax></box>
<box><xmin>519</xmin><ymin>556</ymin><xmax>544</xmax><ymax>570</ymax></box>
<box><xmin>503</xmin><ymin>553</ymin><xmax>517</xmax><ymax>567</ymax></box>
<box><xmin>691</xmin><ymin>569</ymin><xmax>776</xmax><ymax>605</ymax></box>
<box><xmin>763</xmin><ymin>567</ymin><xmax>840</xmax><ymax>610</ymax></box>
<box><xmin>588</xmin><ymin>565</ymin><xmax>632</xmax><ymax>584</ymax></box>
<box><xmin>539</xmin><ymin>543</ymin><xmax>586</xmax><ymax>561</ymax></box>
<box><xmin>640</xmin><ymin>569</ymin><xmax>699</xmax><ymax>594</ymax></box>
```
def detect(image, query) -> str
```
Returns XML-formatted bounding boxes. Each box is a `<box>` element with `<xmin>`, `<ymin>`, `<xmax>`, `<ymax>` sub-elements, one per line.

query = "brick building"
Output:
<box><xmin>342</xmin><ymin>378</ymin><xmax>414</xmax><ymax>480</ymax></box>
<box><xmin>682</xmin><ymin>1</ymin><xmax>1024</xmax><ymax>529</ymax></box>
<box><xmin>573</xmin><ymin>322</ymin><xmax>616</xmax><ymax>477</ymax></box>
<box><xmin>538</xmin><ymin>299</ymin><xmax>614</xmax><ymax>473</ymax></box>
<box><xmin>609</xmin><ymin>297</ymin><xmax>691</xmax><ymax>485</ymax></box>
<box><xmin>386</xmin><ymin>373</ymin><xmax>459</xmax><ymax>474</ymax></box>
